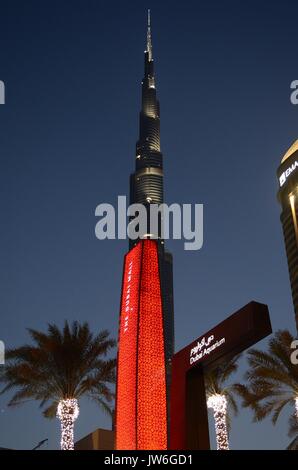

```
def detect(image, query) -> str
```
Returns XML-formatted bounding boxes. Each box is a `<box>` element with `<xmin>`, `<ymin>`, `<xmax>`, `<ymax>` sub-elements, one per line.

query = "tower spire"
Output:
<box><xmin>146</xmin><ymin>9</ymin><xmax>153</xmax><ymax>61</ymax></box>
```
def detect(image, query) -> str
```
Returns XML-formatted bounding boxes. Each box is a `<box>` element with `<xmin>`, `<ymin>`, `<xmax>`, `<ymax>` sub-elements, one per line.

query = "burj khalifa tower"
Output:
<box><xmin>115</xmin><ymin>12</ymin><xmax>174</xmax><ymax>450</ymax></box>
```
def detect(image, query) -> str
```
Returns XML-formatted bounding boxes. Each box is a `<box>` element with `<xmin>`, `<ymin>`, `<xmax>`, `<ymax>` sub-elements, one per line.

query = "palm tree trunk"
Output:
<box><xmin>207</xmin><ymin>394</ymin><xmax>229</xmax><ymax>450</ymax></box>
<box><xmin>57</xmin><ymin>399</ymin><xmax>79</xmax><ymax>450</ymax></box>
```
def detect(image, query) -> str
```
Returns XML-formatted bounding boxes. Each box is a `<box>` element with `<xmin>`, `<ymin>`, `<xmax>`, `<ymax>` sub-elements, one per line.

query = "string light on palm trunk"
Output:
<box><xmin>295</xmin><ymin>397</ymin><xmax>298</xmax><ymax>419</ymax></box>
<box><xmin>207</xmin><ymin>394</ymin><xmax>229</xmax><ymax>450</ymax></box>
<box><xmin>57</xmin><ymin>399</ymin><xmax>79</xmax><ymax>450</ymax></box>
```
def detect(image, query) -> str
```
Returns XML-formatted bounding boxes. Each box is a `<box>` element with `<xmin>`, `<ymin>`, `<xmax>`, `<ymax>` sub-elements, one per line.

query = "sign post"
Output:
<box><xmin>170</xmin><ymin>301</ymin><xmax>272</xmax><ymax>449</ymax></box>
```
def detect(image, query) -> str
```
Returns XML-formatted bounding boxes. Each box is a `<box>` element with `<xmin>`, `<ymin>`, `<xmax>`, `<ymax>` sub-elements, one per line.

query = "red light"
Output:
<box><xmin>115</xmin><ymin>240</ymin><xmax>167</xmax><ymax>449</ymax></box>
<box><xmin>115</xmin><ymin>242</ymin><xmax>142</xmax><ymax>449</ymax></box>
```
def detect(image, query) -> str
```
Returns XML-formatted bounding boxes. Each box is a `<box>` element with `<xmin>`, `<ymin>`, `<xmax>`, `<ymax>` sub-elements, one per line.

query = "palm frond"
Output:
<box><xmin>240</xmin><ymin>328</ymin><xmax>298</xmax><ymax>448</ymax></box>
<box><xmin>43</xmin><ymin>401</ymin><xmax>59</xmax><ymax>419</ymax></box>
<box><xmin>0</xmin><ymin>321</ymin><xmax>116</xmax><ymax>421</ymax></box>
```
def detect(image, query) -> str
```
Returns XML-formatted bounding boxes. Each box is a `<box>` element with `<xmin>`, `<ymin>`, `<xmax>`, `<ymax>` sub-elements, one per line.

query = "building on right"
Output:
<box><xmin>277</xmin><ymin>140</ymin><xmax>298</xmax><ymax>333</ymax></box>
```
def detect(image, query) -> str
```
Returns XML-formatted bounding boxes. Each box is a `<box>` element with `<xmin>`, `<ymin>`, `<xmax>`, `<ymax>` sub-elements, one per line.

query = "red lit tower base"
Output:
<box><xmin>115</xmin><ymin>240</ymin><xmax>167</xmax><ymax>450</ymax></box>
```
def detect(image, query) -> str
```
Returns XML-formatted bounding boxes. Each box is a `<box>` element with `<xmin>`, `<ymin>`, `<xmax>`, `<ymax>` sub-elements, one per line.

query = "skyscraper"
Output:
<box><xmin>129</xmin><ymin>11</ymin><xmax>174</xmax><ymax>383</ymax></box>
<box><xmin>277</xmin><ymin>140</ymin><xmax>298</xmax><ymax>333</ymax></box>
<box><xmin>115</xmin><ymin>13</ymin><xmax>174</xmax><ymax>449</ymax></box>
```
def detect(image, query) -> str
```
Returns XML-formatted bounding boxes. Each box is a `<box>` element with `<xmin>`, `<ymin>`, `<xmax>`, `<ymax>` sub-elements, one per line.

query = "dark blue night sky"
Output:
<box><xmin>0</xmin><ymin>0</ymin><xmax>297</xmax><ymax>449</ymax></box>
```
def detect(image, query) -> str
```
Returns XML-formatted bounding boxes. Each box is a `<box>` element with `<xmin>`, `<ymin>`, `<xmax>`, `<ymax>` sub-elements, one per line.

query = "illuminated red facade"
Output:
<box><xmin>115</xmin><ymin>240</ymin><xmax>167</xmax><ymax>450</ymax></box>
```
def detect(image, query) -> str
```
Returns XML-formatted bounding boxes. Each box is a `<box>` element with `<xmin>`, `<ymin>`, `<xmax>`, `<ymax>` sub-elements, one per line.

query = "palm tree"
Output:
<box><xmin>236</xmin><ymin>330</ymin><xmax>298</xmax><ymax>449</ymax></box>
<box><xmin>287</xmin><ymin>414</ymin><xmax>298</xmax><ymax>450</ymax></box>
<box><xmin>0</xmin><ymin>321</ymin><xmax>116</xmax><ymax>450</ymax></box>
<box><xmin>204</xmin><ymin>354</ymin><xmax>241</xmax><ymax>450</ymax></box>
